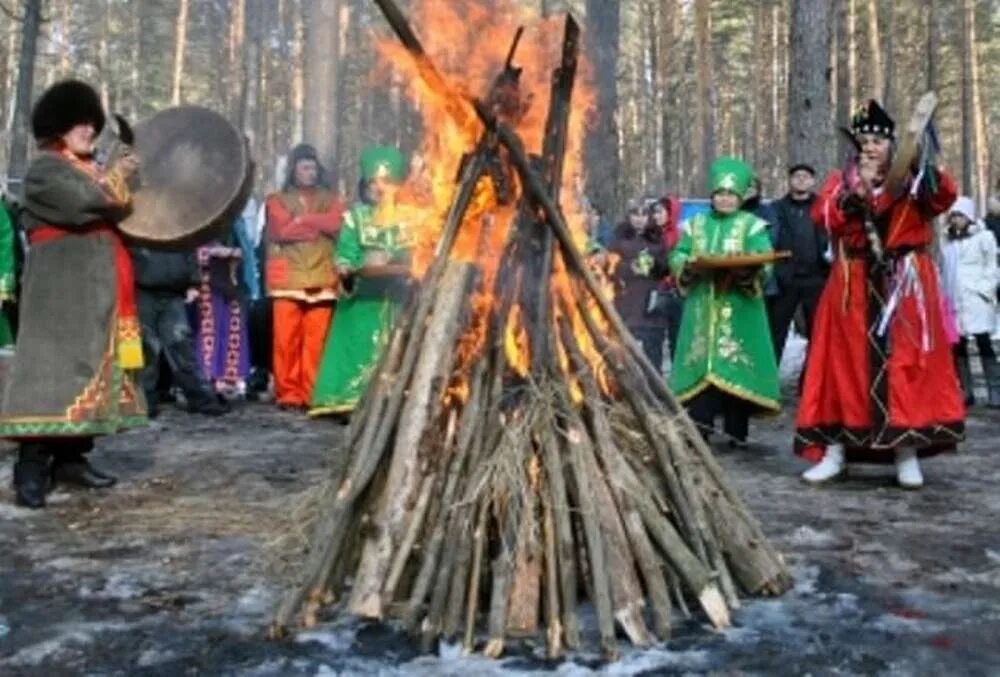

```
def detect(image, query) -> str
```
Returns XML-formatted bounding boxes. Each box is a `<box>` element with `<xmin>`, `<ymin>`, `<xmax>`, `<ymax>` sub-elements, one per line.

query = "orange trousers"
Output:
<box><xmin>272</xmin><ymin>299</ymin><xmax>334</xmax><ymax>406</ymax></box>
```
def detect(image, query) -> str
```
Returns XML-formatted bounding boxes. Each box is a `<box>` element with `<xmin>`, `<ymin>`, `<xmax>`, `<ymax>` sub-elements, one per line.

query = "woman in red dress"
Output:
<box><xmin>796</xmin><ymin>100</ymin><xmax>964</xmax><ymax>489</ymax></box>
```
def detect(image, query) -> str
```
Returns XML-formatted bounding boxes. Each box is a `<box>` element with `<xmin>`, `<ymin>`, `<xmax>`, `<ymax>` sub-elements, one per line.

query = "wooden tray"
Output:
<box><xmin>688</xmin><ymin>251</ymin><xmax>791</xmax><ymax>271</ymax></box>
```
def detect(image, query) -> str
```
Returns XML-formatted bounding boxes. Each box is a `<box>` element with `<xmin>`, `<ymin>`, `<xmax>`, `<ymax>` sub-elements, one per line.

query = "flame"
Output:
<box><xmin>373</xmin><ymin>0</ymin><xmax>607</xmax><ymax>403</ymax></box>
<box><xmin>504</xmin><ymin>304</ymin><xmax>531</xmax><ymax>378</ymax></box>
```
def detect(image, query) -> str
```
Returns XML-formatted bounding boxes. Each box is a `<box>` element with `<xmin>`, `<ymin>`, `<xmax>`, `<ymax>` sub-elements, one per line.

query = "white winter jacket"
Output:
<box><xmin>940</xmin><ymin>224</ymin><xmax>998</xmax><ymax>336</ymax></box>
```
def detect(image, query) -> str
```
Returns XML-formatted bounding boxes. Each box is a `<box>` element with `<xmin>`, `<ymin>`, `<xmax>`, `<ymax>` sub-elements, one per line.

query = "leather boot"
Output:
<box><xmin>955</xmin><ymin>354</ymin><xmax>975</xmax><ymax>406</ymax></box>
<box><xmin>982</xmin><ymin>356</ymin><xmax>1000</xmax><ymax>409</ymax></box>
<box><xmin>52</xmin><ymin>451</ymin><xmax>117</xmax><ymax>489</ymax></box>
<box><xmin>13</xmin><ymin>444</ymin><xmax>52</xmax><ymax>508</ymax></box>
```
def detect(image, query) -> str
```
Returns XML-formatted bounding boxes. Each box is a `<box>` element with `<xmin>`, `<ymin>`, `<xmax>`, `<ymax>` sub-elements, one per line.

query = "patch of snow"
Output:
<box><xmin>786</xmin><ymin>525</ymin><xmax>842</xmax><ymax>550</ymax></box>
<box><xmin>137</xmin><ymin>648</ymin><xmax>176</xmax><ymax>667</ymax></box>
<box><xmin>296</xmin><ymin>627</ymin><xmax>356</xmax><ymax>652</ymax></box>
<box><xmin>4</xmin><ymin>621</ymin><xmax>129</xmax><ymax>666</ymax></box>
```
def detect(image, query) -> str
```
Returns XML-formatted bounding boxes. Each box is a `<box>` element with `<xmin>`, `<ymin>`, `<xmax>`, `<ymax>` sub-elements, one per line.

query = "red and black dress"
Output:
<box><xmin>795</xmin><ymin>169</ymin><xmax>964</xmax><ymax>463</ymax></box>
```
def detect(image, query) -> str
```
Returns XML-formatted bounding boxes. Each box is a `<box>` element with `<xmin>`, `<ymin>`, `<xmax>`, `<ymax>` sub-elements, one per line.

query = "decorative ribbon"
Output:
<box><xmin>876</xmin><ymin>252</ymin><xmax>932</xmax><ymax>354</ymax></box>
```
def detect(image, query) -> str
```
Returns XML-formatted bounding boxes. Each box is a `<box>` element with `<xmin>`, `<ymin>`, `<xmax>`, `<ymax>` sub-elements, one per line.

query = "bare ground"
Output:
<box><xmin>1</xmin><ymin>368</ymin><xmax>999</xmax><ymax>676</ymax></box>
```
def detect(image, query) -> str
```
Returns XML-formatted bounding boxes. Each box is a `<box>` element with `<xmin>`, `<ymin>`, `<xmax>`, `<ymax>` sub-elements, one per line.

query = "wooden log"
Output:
<box><xmin>505</xmin><ymin>455</ymin><xmax>542</xmax><ymax>638</ymax></box>
<box><xmin>402</xmin><ymin>371</ymin><xmax>484</xmax><ymax>632</ymax></box>
<box><xmin>620</xmin><ymin>498</ymin><xmax>673</xmax><ymax>641</ymax></box>
<box><xmin>538</xmin><ymin>408</ymin><xmax>580</xmax><ymax>649</ymax></box>
<box><xmin>580</xmin><ymin>439</ymin><xmax>653</xmax><ymax>648</ymax></box>
<box><xmin>350</xmin><ymin>262</ymin><xmax>476</xmax><ymax>618</ymax></box>
<box><xmin>561</xmin><ymin>409</ymin><xmax>618</xmax><ymax>660</ymax></box>
<box><xmin>540</xmin><ymin>476</ymin><xmax>563</xmax><ymax>658</ymax></box>
<box><xmin>463</xmin><ymin>496</ymin><xmax>490</xmax><ymax>654</ymax></box>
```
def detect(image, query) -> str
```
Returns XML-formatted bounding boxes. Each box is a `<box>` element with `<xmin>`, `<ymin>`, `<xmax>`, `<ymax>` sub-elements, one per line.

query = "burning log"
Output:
<box><xmin>270</xmin><ymin>2</ymin><xmax>792</xmax><ymax>660</ymax></box>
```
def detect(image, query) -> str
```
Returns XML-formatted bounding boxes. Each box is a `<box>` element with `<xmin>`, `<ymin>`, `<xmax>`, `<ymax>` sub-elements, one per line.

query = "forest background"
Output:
<box><xmin>0</xmin><ymin>0</ymin><xmax>996</xmax><ymax>219</ymax></box>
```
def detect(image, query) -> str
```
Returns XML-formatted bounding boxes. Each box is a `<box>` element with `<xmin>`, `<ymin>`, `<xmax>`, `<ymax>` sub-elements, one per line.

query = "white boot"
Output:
<box><xmin>895</xmin><ymin>448</ymin><xmax>924</xmax><ymax>489</ymax></box>
<box><xmin>801</xmin><ymin>444</ymin><xmax>845</xmax><ymax>484</ymax></box>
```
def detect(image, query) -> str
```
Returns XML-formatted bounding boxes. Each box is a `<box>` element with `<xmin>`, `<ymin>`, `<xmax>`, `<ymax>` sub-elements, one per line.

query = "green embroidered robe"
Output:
<box><xmin>668</xmin><ymin>209</ymin><xmax>781</xmax><ymax>412</ymax></box>
<box><xmin>0</xmin><ymin>202</ymin><xmax>16</xmax><ymax>347</ymax></box>
<box><xmin>310</xmin><ymin>203</ymin><xmax>412</xmax><ymax>415</ymax></box>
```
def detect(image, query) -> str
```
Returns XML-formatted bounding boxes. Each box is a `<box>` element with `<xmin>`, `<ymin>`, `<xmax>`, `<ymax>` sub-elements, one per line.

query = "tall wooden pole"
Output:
<box><xmin>6</xmin><ymin>0</ymin><xmax>43</xmax><ymax>186</ymax></box>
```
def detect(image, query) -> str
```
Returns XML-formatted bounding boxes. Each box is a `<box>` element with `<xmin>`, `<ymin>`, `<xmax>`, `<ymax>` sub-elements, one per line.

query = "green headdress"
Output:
<box><xmin>708</xmin><ymin>156</ymin><xmax>753</xmax><ymax>196</ymax></box>
<box><xmin>360</xmin><ymin>146</ymin><xmax>406</xmax><ymax>182</ymax></box>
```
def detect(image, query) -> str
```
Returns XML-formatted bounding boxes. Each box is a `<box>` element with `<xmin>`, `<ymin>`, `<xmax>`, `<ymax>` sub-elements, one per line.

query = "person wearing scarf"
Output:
<box><xmin>0</xmin><ymin>80</ymin><xmax>145</xmax><ymax>508</ymax></box>
<box><xmin>797</xmin><ymin>100</ymin><xmax>963</xmax><ymax>489</ymax></box>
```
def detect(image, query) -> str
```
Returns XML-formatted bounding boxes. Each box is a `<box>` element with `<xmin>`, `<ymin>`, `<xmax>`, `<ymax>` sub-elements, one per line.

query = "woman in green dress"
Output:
<box><xmin>669</xmin><ymin>156</ymin><xmax>781</xmax><ymax>449</ymax></box>
<box><xmin>0</xmin><ymin>198</ymin><xmax>16</xmax><ymax>348</ymax></box>
<box><xmin>310</xmin><ymin>146</ymin><xmax>412</xmax><ymax>416</ymax></box>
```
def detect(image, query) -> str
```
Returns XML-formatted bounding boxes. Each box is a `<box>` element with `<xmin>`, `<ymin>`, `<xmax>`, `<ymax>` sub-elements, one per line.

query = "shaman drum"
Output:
<box><xmin>119</xmin><ymin>106</ymin><xmax>251</xmax><ymax>245</ymax></box>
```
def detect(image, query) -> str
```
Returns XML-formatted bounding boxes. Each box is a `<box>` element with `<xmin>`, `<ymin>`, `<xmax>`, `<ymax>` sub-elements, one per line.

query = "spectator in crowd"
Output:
<box><xmin>766</xmin><ymin>164</ymin><xmax>830</xmax><ymax>364</ymax></box>
<box><xmin>940</xmin><ymin>196</ymin><xmax>1000</xmax><ymax>408</ymax></box>
<box><xmin>131</xmin><ymin>246</ymin><xmax>228</xmax><ymax>418</ymax></box>
<box><xmin>608</xmin><ymin>200</ymin><xmax>672</xmax><ymax>372</ymax></box>
<box><xmin>311</xmin><ymin>146</ymin><xmax>412</xmax><ymax>416</ymax></box>
<box><xmin>264</xmin><ymin>144</ymin><xmax>344</xmax><ymax>410</ymax></box>
<box><xmin>648</xmin><ymin>196</ymin><xmax>684</xmax><ymax>365</ymax></box>
<box><xmin>192</xmin><ymin>225</ymin><xmax>252</xmax><ymax>399</ymax></box>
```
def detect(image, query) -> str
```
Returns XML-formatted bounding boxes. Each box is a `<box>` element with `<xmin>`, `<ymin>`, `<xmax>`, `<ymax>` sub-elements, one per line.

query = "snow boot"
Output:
<box><xmin>895</xmin><ymin>448</ymin><xmax>924</xmax><ymax>489</ymax></box>
<box><xmin>802</xmin><ymin>444</ymin><xmax>845</xmax><ymax>484</ymax></box>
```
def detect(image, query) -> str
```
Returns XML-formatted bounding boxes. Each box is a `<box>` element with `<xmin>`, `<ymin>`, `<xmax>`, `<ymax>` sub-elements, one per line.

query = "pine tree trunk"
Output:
<box><xmin>881</xmin><ymin>0</ymin><xmax>893</xmax><ymax>111</ymax></box>
<box><xmin>129</xmin><ymin>0</ymin><xmax>141</xmax><ymax>120</ymax></box>
<box><xmin>865</xmin><ymin>0</ymin><xmax>883</xmax><ymax>100</ymax></box>
<box><xmin>291</xmin><ymin>0</ymin><xmax>305</xmax><ymax>143</ymax></box>
<box><xmin>788</xmin><ymin>0</ymin><xmax>833</xmax><ymax>174</ymax></box>
<box><xmin>303</xmin><ymin>0</ymin><xmax>341</xmax><ymax>173</ymax></box>
<box><xmin>657</xmin><ymin>0</ymin><xmax>678</xmax><ymax>190</ymax></box>
<box><xmin>98</xmin><ymin>0</ymin><xmax>111</xmax><ymax>110</ymax></box>
<box><xmin>925</xmin><ymin>0</ymin><xmax>936</xmax><ymax>93</ymax></box>
<box><xmin>960</xmin><ymin>0</ymin><xmax>974</xmax><ymax>194</ymax></box>
<box><xmin>171</xmin><ymin>0</ymin><xmax>191</xmax><ymax>105</ymax></box>
<box><xmin>968</xmin><ymin>2</ymin><xmax>988</xmax><ymax>212</ymax></box>
<box><xmin>583</xmin><ymin>0</ymin><xmax>620</xmax><ymax>216</ymax></box>
<box><xmin>835</xmin><ymin>0</ymin><xmax>854</xmax><ymax>159</ymax></box>
<box><xmin>693</xmin><ymin>0</ymin><xmax>715</xmax><ymax>196</ymax></box>
<box><xmin>6</xmin><ymin>0</ymin><xmax>43</xmax><ymax>183</ymax></box>
<box><xmin>228</xmin><ymin>0</ymin><xmax>247</xmax><ymax>119</ymax></box>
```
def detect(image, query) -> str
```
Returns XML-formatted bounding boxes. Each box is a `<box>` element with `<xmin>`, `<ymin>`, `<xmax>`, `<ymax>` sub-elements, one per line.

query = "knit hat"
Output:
<box><xmin>31</xmin><ymin>79</ymin><xmax>105</xmax><ymax>142</ymax></box>
<box><xmin>360</xmin><ymin>146</ymin><xmax>406</xmax><ymax>182</ymax></box>
<box><xmin>708</xmin><ymin>156</ymin><xmax>753</xmax><ymax>196</ymax></box>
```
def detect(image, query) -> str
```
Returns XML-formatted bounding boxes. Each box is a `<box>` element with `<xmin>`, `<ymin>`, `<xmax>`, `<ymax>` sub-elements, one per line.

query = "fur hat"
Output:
<box><xmin>283</xmin><ymin>143</ymin><xmax>330</xmax><ymax>190</ymax></box>
<box><xmin>31</xmin><ymin>79</ymin><xmax>105</xmax><ymax>142</ymax></box>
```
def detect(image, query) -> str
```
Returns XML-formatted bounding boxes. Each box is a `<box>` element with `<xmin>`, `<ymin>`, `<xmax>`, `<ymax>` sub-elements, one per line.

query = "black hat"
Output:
<box><xmin>850</xmin><ymin>99</ymin><xmax>895</xmax><ymax>140</ymax></box>
<box><xmin>788</xmin><ymin>163</ymin><xmax>816</xmax><ymax>176</ymax></box>
<box><xmin>283</xmin><ymin>143</ymin><xmax>330</xmax><ymax>190</ymax></box>
<box><xmin>31</xmin><ymin>79</ymin><xmax>106</xmax><ymax>142</ymax></box>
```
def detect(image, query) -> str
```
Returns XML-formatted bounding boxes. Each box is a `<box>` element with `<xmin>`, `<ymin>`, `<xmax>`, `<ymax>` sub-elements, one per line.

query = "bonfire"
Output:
<box><xmin>271</xmin><ymin>0</ymin><xmax>792</xmax><ymax>659</ymax></box>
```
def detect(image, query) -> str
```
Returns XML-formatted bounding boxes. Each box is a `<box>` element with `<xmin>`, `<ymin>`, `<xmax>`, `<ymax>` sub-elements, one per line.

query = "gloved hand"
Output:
<box><xmin>732</xmin><ymin>266</ymin><xmax>759</xmax><ymax>294</ymax></box>
<box><xmin>679</xmin><ymin>267</ymin><xmax>701</xmax><ymax>288</ymax></box>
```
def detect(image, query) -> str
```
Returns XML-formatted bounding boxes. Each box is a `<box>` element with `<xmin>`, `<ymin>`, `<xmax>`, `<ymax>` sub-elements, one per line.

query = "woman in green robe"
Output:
<box><xmin>310</xmin><ymin>146</ymin><xmax>412</xmax><ymax>416</ymax></box>
<box><xmin>0</xmin><ymin>198</ymin><xmax>16</xmax><ymax>347</ymax></box>
<box><xmin>669</xmin><ymin>156</ymin><xmax>781</xmax><ymax>449</ymax></box>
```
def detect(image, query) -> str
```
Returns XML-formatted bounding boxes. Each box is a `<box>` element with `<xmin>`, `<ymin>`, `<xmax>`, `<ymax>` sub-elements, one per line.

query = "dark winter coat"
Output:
<box><xmin>771</xmin><ymin>193</ymin><xmax>830</xmax><ymax>288</ymax></box>
<box><xmin>130</xmin><ymin>246</ymin><xmax>200</xmax><ymax>294</ymax></box>
<box><xmin>608</xmin><ymin>223</ymin><xmax>671</xmax><ymax>329</ymax></box>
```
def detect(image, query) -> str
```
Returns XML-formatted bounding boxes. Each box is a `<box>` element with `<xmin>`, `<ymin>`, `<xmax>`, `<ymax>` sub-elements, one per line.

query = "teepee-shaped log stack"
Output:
<box><xmin>271</xmin><ymin>1</ymin><xmax>791</xmax><ymax>660</ymax></box>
